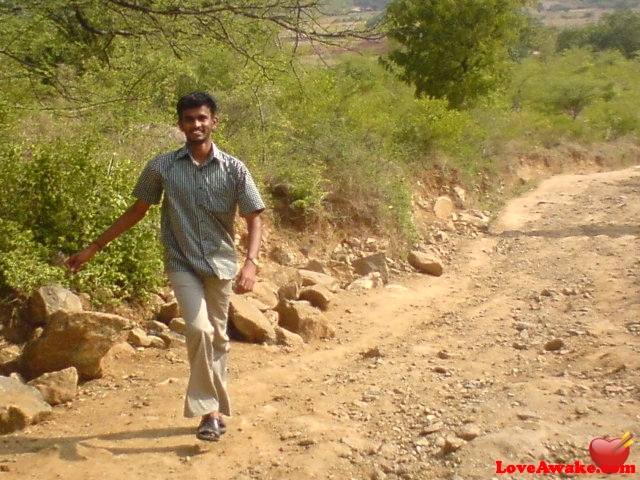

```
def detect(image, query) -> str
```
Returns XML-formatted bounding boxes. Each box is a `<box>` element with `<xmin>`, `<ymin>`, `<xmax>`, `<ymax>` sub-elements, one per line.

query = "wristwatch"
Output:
<box><xmin>247</xmin><ymin>257</ymin><xmax>260</xmax><ymax>268</ymax></box>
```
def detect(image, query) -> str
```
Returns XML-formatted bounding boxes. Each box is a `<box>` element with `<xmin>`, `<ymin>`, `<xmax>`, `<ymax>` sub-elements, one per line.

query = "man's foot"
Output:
<box><xmin>196</xmin><ymin>416</ymin><xmax>222</xmax><ymax>442</ymax></box>
<box><xmin>218</xmin><ymin>416</ymin><xmax>227</xmax><ymax>435</ymax></box>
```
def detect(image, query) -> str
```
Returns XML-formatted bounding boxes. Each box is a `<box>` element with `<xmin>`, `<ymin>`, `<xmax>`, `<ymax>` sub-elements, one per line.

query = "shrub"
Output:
<box><xmin>0</xmin><ymin>138</ymin><xmax>163</xmax><ymax>304</ymax></box>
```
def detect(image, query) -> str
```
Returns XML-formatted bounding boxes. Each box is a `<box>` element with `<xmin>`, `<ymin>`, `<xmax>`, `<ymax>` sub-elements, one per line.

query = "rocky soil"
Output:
<box><xmin>1</xmin><ymin>164</ymin><xmax>639</xmax><ymax>480</ymax></box>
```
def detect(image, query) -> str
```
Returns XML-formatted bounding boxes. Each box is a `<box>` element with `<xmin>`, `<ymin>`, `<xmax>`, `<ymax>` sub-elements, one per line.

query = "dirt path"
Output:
<box><xmin>2</xmin><ymin>166</ymin><xmax>639</xmax><ymax>480</ymax></box>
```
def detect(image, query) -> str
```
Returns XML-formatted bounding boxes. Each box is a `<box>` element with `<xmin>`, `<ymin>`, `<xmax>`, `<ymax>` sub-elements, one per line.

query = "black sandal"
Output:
<box><xmin>218</xmin><ymin>417</ymin><xmax>227</xmax><ymax>435</ymax></box>
<box><xmin>196</xmin><ymin>416</ymin><xmax>222</xmax><ymax>442</ymax></box>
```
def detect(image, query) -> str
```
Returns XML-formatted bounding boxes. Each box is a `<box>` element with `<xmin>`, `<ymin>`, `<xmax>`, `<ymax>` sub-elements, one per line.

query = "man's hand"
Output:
<box><xmin>65</xmin><ymin>244</ymin><xmax>100</xmax><ymax>273</ymax></box>
<box><xmin>234</xmin><ymin>260</ymin><xmax>258</xmax><ymax>293</ymax></box>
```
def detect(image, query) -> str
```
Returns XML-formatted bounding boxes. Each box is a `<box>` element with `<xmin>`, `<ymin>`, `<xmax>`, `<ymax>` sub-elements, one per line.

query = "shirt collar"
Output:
<box><xmin>180</xmin><ymin>143</ymin><xmax>227</xmax><ymax>168</ymax></box>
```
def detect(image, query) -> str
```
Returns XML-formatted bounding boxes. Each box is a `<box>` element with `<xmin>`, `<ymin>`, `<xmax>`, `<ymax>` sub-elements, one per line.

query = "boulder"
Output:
<box><xmin>275</xmin><ymin>327</ymin><xmax>305</xmax><ymax>347</ymax></box>
<box><xmin>158</xmin><ymin>299</ymin><xmax>180</xmax><ymax>324</ymax></box>
<box><xmin>298</xmin><ymin>285</ymin><xmax>334</xmax><ymax>311</ymax></box>
<box><xmin>352</xmin><ymin>252</ymin><xmax>389</xmax><ymax>284</ymax></box>
<box><xmin>298</xmin><ymin>270</ymin><xmax>340</xmax><ymax>291</ymax></box>
<box><xmin>230</xmin><ymin>295</ymin><xmax>277</xmax><ymax>344</ymax></box>
<box><xmin>302</xmin><ymin>259</ymin><xmax>328</xmax><ymax>274</ymax></box>
<box><xmin>276</xmin><ymin>300</ymin><xmax>335</xmax><ymax>342</ymax></box>
<box><xmin>433</xmin><ymin>195</ymin><xmax>454</xmax><ymax>220</ymax></box>
<box><xmin>0</xmin><ymin>376</ymin><xmax>52</xmax><ymax>434</ymax></box>
<box><xmin>27</xmin><ymin>286</ymin><xmax>83</xmax><ymax>327</ymax></box>
<box><xmin>272</xmin><ymin>267</ymin><xmax>303</xmax><ymax>301</ymax></box>
<box><xmin>27</xmin><ymin>367</ymin><xmax>78</xmax><ymax>406</ymax></box>
<box><xmin>245</xmin><ymin>280</ymin><xmax>279</xmax><ymax>311</ymax></box>
<box><xmin>408</xmin><ymin>251</ymin><xmax>444</xmax><ymax>277</ymax></box>
<box><xmin>19</xmin><ymin>310</ymin><xmax>131</xmax><ymax>381</ymax></box>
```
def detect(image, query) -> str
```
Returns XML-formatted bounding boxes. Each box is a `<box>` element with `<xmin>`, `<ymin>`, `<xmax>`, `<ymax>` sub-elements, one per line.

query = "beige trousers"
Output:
<box><xmin>168</xmin><ymin>271</ymin><xmax>232</xmax><ymax>418</ymax></box>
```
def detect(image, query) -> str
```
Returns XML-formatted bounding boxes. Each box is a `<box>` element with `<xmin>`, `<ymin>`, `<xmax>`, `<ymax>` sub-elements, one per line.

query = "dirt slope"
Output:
<box><xmin>1</xmin><ymin>166</ymin><xmax>639</xmax><ymax>480</ymax></box>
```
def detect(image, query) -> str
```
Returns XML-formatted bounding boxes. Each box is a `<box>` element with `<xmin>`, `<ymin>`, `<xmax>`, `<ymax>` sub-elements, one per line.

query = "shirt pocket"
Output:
<box><xmin>204</xmin><ymin>187</ymin><xmax>234</xmax><ymax>213</ymax></box>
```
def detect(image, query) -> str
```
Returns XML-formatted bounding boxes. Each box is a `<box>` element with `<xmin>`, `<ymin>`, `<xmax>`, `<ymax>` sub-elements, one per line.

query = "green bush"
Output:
<box><xmin>0</xmin><ymin>219</ymin><xmax>63</xmax><ymax>297</ymax></box>
<box><xmin>0</xmin><ymin>138</ymin><xmax>163</xmax><ymax>304</ymax></box>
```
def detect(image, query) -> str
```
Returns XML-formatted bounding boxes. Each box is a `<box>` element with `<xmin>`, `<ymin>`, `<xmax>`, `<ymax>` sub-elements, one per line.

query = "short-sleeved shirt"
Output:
<box><xmin>133</xmin><ymin>144</ymin><xmax>265</xmax><ymax>279</ymax></box>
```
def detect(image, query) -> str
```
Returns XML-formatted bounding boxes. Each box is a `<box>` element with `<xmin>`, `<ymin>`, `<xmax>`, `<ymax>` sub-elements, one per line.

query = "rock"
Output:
<box><xmin>168</xmin><ymin>317</ymin><xmax>186</xmax><ymax>335</ymax></box>
<box><xmin>0</xmin><ymin>344</ymin><xmax>21</xmax><ymax>375</ymax></box>
<box><xmin>147</xmin><ymin>335</ymin><xmax>168</xmax><ymax>349</ymax></box>
<box><xmin>453</xmin><ymin>186</ymin><xmax>467</xmax><ymax>206</ymax></box>
<box><xmin>302</xmin><ymin>259</ymin><xmax>328</xmax><ymax>274</ymax></box>
<box><xmin>27</xmin><ymin>285</ymin><xmax>83</xmax><ymax>327</ymax></box>
<box><xmin>352</xmin><ymin>253</ymin><xmax>389</xmax><ymax>284</ymax></box>
<box><xmin>156</xmin><ymin>331</ymin><xmax>186</xmax><ymax>348</ymax></box>
<box><xmin>438</xmin><ymin>436</ymin><xmax>465</xmax><ymax>456</ymax></box>
<box><xmin>298</xmin><ymin>269</ymin><xmax>341</xmax><ymax>291</ymax></box>
<box><xmin>19</xmin><ymin>310</ymin><xmax>131</xmax><ymax>381</ymax></box>
<box><xmin>361</xmin><ymin>347</ymin><xmax>384</xmax><ymax>359</ymax></box>
<box><xmin>276</xmin><ymin>300</ymin><xmax>336</xmax><ymax>342</ymax></box>
<box><xmin>407</xmin><ymin>251</ymin><xmax>444</xmax><ymax>276</ymax></box>
<box><xmin>157</xmin><ymin>300</ymin><xmax>180</xmax><ymax>324</ymax></box>
<box><xmin>339</xmin><ymin>434</ymin><xmax>380</xmax><ymax>453</ymax></box>
<box><xmin>456</xmin><ymin>424</ymin><xmax>482</xmax><ymax>441</ymax></box>
<box><xmin>128</xmin><ymin>327</ymin><xmax>152</xmax><ymax>348</ymax></box>
<box><xmin>230</xmin><ymin>295</ymin><xmax>277</xmax><ymax>344</ymax></box>
<box><xmin>147</xmin><ymin>320</ymin><xmax>169</xmax><ymax>334</ymax></box>
<box><xmin>0</xmin><ymin>376</ymin><xmax>52</xmax><ymax>434</ymax></box>
<box><xmin>275</xmin><ymin>326</ymin><xmax>305</xmax><ymax>347</ymax></box>
<box><xmin>27</xmin><ymin>367</ymin><xmax>78</xmax><ymax>405</ymax></box>
<box><xmin>274</xmin><ymin>268</ymin><xmax>304</xmax><ymax>301</ymax></box>
<box><xmin>269</xmin><ymin>245</ymin><xmax>300</xmax><ymax>266</ymax></box>
<box><xmin>245</xmin><ymin>280</ymin><xmax>279</xmax><ymax>311</ymax></box>
<box><xmin>434</xmin><ymin>196</ymin><xmax>454</xmax><ymax>219</ymax></box>
<box><xmin>457</xmin><ymin>210</ymin><xmax>490</xmax><ymax>229</ymax></box>
<box><xmin>347</xmin><ymin>274</ymin><xmax>384</xmax><ymax>291</ymax></box>
<box><xmin>544</xmin><ymin>338</ymin><xmax>565</xmax><ymax>351</ymax></box>
<box><xmin>298</xmin><ymin>284</ymin><xmax>334</xmax><ymax>311</ymax></box>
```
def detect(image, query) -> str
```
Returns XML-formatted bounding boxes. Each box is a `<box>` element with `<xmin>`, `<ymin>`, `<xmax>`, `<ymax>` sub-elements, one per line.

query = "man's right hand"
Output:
<box><xmin>65</xmin><ymin>243</ymin><xmax>100</xmax><ymax>273</ymax></box>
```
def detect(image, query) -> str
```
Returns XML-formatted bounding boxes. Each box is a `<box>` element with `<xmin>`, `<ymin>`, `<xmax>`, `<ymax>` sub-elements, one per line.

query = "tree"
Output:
<box><xmin>381</xmin><ymin>0</ymin><xmax>531</xmax><ymax>109</ymax></box>
<box><xmin>557</xmin><ymin>11</ymin><xmax>640</xmax><ymax>60</ymax></box>
<box><xmin>0</xmin><ymin>0</ymin><xmax>380</xmax><ymax>105</ymax></box>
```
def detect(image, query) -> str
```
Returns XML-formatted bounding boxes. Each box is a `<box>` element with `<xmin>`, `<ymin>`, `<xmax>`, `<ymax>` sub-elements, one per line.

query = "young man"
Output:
<box><xmin>66</xmin><ymin>91</ymin><xmax>265</xmax><ymax>442</ymax></box>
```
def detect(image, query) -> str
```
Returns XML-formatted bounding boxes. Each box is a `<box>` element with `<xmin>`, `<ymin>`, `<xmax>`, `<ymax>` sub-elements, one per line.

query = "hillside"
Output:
<box><xmin>1</xmin><ymin>153</ymin><xmax>638</xmax><ymax>479</ymax></box>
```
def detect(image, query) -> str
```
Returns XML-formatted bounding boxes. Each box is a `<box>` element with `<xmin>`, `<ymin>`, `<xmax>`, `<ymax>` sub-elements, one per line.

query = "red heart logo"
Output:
<box><xmin>589</xmin><ymin>438</ymin><xmax>630</xmax><ymax>469</ymax></box>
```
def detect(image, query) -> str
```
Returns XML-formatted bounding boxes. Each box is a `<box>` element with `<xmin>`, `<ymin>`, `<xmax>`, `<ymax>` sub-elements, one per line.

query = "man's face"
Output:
<box><xmin>178</xmin><ymin>105</ymin><xmax>218</xmax><ymax>144</ymax></box>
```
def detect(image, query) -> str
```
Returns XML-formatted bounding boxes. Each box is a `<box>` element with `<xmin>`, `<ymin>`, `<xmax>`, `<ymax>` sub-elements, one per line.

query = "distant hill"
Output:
<box><xmin>332</xmin><ymin>0</ymin><xmax>640</xmax><ymax>29</ymax></box>
<box><xmin>537</xmin><ymin>0</ymin><xmax>640</xmax><ymax>27</ymax></box>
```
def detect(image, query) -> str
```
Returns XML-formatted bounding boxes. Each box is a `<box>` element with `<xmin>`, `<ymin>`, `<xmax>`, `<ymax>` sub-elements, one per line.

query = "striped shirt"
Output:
<box><xmin>133</xmin><ymin>144</ymin><xmax>265</xmax><ymax>279</ymax></box>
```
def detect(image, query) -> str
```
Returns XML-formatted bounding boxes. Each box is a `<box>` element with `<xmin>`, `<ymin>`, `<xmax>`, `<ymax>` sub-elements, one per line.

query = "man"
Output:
<box><xmin>66</xmin><ymin>91</ymin><xmax>265</xmax><ymax>442</ymax></box>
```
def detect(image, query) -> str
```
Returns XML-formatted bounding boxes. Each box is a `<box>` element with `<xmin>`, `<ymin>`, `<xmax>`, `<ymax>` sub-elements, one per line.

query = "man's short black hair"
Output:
<box><xmin>177</xmin><ymin>91</ymin><xmax>218</xmax><ymax>118</ymax></box>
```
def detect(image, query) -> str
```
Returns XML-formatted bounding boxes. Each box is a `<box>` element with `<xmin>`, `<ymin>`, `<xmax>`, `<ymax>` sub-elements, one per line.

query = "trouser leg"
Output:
<box><xmin>168</xmin><ymin>271</ymin><xmax>232</xmax><ymax>418</ymax></box>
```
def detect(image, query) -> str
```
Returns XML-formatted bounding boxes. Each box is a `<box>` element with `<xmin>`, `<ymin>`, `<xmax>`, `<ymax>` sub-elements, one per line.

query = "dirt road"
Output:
<box><xmin>2</xmin><ymin>166</ymin><xmax>639</xmax><ymax>479</ymax></box>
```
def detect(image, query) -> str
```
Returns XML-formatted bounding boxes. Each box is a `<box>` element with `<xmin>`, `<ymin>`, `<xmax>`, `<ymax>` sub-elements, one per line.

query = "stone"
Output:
<box><xmin>27</xmin><ymin>285</ymin><xmax>83</xmax><ymax>327</ymax></box>
<box><xmin>276</xmin><ymin>300</ymin><xmax>336</xmax><ymax>342</ymax></box>
<box><xmin>352</xmin><ymin>252</ymin><xmax>389</xmax><ymax>284</ymax></box>
<box><xmin>128</xmin><ymin>327</ymin><xmax>152</xmax><ymax>348</ymax></box>
<box><xmin>433</xmin><ymin>196</ymin><xmax>454</xmax><ymax>219</ymax></box>
<box><xmin>27</xmin><ymin>367</ymin><xmax>78</xmax><ymax>405</ymax></box>
<box><xmin>158</xmin><ymin>300</ymin><xmax>180</xmax><ymax>324</ymax></box>
<box><xmin>275</xmin><ymin>327</ymin><xmax>305</xmax><ymax>347</ymax></box>
<box><xmin>407</xmin><ymin>251</ymin><xmax>444</xmax><ymax>276</ymax></box>
<box><xmin>298</xmin><ymin>269</ymin><xmax>340</xmax><ymax>291</ymax></box>
<box><xmin>298</xmin><ymin>284</ymin><xmax>333</xmax><ymax>311</ymax></box>
<box><xmin>0</xmin><ymin>376</ymin><xmax>52</xmax><ymax>434</ymax></box>
<box><xmin>230</xmin><ymin>295</ymin><xmax>277</xmax><ymax>344</ymax></box>
<box><xmin>246</xmin><ymin>280</ymin><xmax>279</xmax><ymax>311</ymax></box>
<box><xmin>19</xmin><ymin>310</ymin><xmax>131</xmax><ymax>381</ymax></box>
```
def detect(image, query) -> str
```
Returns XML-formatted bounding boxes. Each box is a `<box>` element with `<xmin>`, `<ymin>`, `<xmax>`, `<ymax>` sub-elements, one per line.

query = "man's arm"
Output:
<box><xmin>234</xmin><ymin>211</ymin><xmax>262</xmax><ymax>293</ymax></box>
<box><xmin>65</xmin><ymin>199</ymin><xmax>152</xmax><ymax>273</ymax></box>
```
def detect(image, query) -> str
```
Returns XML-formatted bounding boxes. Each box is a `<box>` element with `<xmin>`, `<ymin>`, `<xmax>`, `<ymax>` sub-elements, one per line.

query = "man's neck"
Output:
<box><xmin>187</xmin><ymin>140</ymin><xmax>213</xmax><ymax>164</ymax></box>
